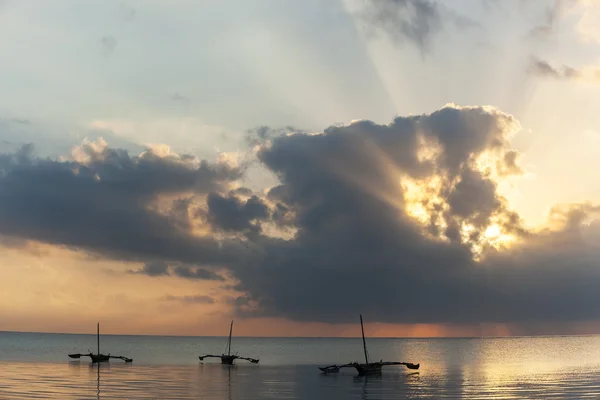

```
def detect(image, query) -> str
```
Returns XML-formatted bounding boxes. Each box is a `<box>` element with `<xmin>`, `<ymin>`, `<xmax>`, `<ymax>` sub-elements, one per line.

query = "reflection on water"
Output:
<box><xmin>2</xmin><ymin>362</ymin><xmax>600</xmax><ymax>399</ymax></box>
<box><xmin>2</xmin><ymin>335</ymin><xmax>600</xmax><ymax>398</ymax></box>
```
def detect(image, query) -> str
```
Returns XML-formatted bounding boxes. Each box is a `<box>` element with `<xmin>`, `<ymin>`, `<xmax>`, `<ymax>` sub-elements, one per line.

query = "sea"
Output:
<box><xmin>1</xmin><ymin>332</ymin><xmax>600</xmax><ymax>399</ymax></box>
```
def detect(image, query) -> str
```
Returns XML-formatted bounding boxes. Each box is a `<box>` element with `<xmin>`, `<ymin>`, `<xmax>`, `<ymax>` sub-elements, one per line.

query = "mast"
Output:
<box><xmin>227</xmin><ymin>321</ymin><xmax>233</xmax><ymax>356</ymax></box>
<box><xmin>97</xmin><ymin>322</ymin><xmax>100</xmax><ymax>355</ymax></box>
<box><xmin>360</xmin><ymin>315</ymin><xmax>369</xmax><ymax>364</ymax></box>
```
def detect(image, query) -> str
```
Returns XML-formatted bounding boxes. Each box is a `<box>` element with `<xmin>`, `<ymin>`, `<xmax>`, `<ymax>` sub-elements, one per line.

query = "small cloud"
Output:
<box><xmin>129</xmin><ymin>262</ymin><xmax>225</xmax><ymax>281</ymax></box>
<box><xmin>497</xmin><ymin>150</ymin><xmax>523</xmax><ymax>176</ymax></box>
<box><xmin>162</xmin><ymin>294</ymin><xmax>215</xmax><ymax>304</ymax></box>
<box><xmin>130</xmin><ymin>261</ymin><xmax>169</xmax><ymax>276</ymax></box>
<box><xmin>172</xmin><ymin>265</ymin><xmax>225</xmax><ymax>281</ymax></box>
<box><xmin>528</xmin><ymin>56</ymin><xmax>599</xmax><ymax>82</ymax></box>
<box><xmin>171</xmin><ymin>93</ymin><xmax>190</xmax><ymax>104</ymax></box>
<box><xmin>528</xmin><ymin>2</ymin><xmax>560</xmax><ymax>39</ymax></box>
<box><xmin>529</xmin><ymin>58</ymin><xmax>562</xmax><ymax>78</ymax></box>
<box><xmin>351</xmin><ymin>0</ymin><xmax>476</xmax><ymax>54</ymax></box>
<box><xmin>101</xmin><ymin>36</ymin><xmax>118</xmax><ymax>56</ymax></box>
<box><xmin>119</xmin><ymin>2</ymin><xmax>135</xmax><ymax>22</ymax></box>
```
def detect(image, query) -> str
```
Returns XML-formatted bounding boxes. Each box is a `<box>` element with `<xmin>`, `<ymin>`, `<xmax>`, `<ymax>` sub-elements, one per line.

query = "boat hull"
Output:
<box><xmin>91</xmin><ymin>354</ymin><xmax>110</xmax><ymax>363</ymax></box>
<box><xmin>221</xmin><ymin>355</ymin><xmax>236</xmax><ymax>365</ymax></box>
<box><xmin>353</xmin><ymin>363</ymin><xmax>383</xmax><ymax>376</ymax></box>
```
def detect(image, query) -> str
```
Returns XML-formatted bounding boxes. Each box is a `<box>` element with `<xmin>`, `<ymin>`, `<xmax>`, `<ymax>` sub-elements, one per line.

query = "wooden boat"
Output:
<box><xmin>318</xmin><ymin>315</ymin><xmax>419</xmax><ymax>376</ymax></box>
<box><xmin>68</xmin><ymin>323</ymin><xmax>132</xmax><ymax>363</ymax></box>
<box><xmin>199</xmin><ymin>320</ymin><xmax>259</xmax><ymax>365</ymax></box>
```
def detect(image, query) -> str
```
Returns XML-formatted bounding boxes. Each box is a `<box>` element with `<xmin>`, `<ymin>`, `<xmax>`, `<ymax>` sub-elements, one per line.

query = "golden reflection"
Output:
<box><xmin>96</xmin><ymin>364</ymin><xmax>101</xmax><ymax>399</ymax></box>
<box><xmin>2</xmin><ymin>338</ymin><xmax>600</xmax><ymax>399</ymax></box>
<box><xmin>227</xmin><ymin>365</ymin><xmax>232</xmax><ymax>400</ymax></box>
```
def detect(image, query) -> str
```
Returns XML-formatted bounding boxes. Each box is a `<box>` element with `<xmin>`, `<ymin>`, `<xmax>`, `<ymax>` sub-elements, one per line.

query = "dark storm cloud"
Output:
<box><xmin>172</xmin><ymin>265</ymin><xmax>225</xmax><ymax>281</ymax></box>
<box><xmin>133</xmin><ymin>261</ymin><xmax>169</xmax><ymax>276</ymax></box>
<box><xmin>205</xmin><ymin>192</ymin><xmax>270</xmax><ymax>235</ymax></box>
<box><xmin>3</xmin><ymin>105</ymin><xmax>600</xmax><ymax>328</ymax></box>
<box><xmin>222</xmin><ymin>105</ymin><xmax>600</xmax><ymax>326</ymax></box>
<box><xmin>446</xmin><ymin>168</ymin><xmax>502</xmax><ymax>226</ymax></box>
<box><xmin>0</xmin><ymin>140</ymin><xmax>243</xmax><ymax>266</ymax></box>
<box><xmin>228</xmin><ymin>105</ymin><xmax>517</xmax><ymax>323</ymax></box>
<box><xmin>354</xmin><ymin>0</ymin><xmax>477</xmax><ymax>52</ymax></box>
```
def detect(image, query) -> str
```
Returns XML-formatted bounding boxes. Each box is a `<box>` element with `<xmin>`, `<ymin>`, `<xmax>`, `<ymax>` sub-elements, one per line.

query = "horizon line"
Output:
<box><xmin>1</xmin><ymin>329</ymin><xmax>599</xmax><ymax>340</ymax></box>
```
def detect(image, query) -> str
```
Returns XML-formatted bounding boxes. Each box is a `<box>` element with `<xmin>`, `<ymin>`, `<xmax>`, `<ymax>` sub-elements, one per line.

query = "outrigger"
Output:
<box><xmin>68</xmin><ymin>323</ymin><xmax>132</xmax><ymax>363</ymax></box>
<box><xmin>199</xmin><ymin>320</ymin><xmax>259</xmax><ymax>365</ymax></box>
<box><xmin>318</xmin><ymin>315</ymin><xmax>419</xmax><ymax>376</ymax></box>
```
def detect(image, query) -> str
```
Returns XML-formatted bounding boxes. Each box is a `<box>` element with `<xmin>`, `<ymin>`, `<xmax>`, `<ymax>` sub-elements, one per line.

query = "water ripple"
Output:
<box><xmin>4</xmin><ymin>335</ymin><xmax>600</xmax><ymax>398</ymax></box>
<box><xmin>1</xmin><ymin>362</ymin><xmax>600</xmax><ymax>399</ymax></box>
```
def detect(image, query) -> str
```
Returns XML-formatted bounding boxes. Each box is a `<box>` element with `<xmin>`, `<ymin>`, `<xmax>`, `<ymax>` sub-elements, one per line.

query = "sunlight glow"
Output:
<box><xmin>402</xmin><ymin>176</ymin><xmax>447</xmax><ymax>233</ymax></box>
<box><xmin>416</xmin><ymin>134</ymin><xmax>443</xmax><ymax>163</ymax></box>
<box><xmin>484</xmin><ymin>224</ymin><xmax>501</xmax><ymax>238</ymax></box>
<box><xmin>484</xmin><ymin>223</ymin><xmax>516</xmax><ymax>250</ymax></box>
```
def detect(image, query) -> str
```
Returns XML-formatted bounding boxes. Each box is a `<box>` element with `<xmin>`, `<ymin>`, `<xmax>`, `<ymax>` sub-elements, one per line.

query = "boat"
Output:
<box><xmin>68</xmin><ymin>323</ymin><xmax>132</xmax><ymax>363</ymax></box>
<box><xmin>318</xmin><ymin>315</ymin><xmax>419</xmax><ymax>376</ymax></box>
<box><xmin>199</xmin><ymin>320</ymin><xmax>259</xmax><ymax>365</ymax></box>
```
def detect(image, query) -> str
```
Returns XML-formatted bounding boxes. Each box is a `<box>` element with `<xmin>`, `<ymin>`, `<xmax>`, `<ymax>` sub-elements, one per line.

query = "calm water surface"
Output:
<box><xmin>1</xmin><ymin>332</ymin><xmax>600</xmax><ymax>399</ymax></box>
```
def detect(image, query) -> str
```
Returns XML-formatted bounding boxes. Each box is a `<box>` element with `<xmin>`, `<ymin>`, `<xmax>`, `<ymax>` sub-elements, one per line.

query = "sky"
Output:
<box><xmin>0</xmin><ymin>0</ymin><xmax>600</xmax><ymax>337</ymax></box>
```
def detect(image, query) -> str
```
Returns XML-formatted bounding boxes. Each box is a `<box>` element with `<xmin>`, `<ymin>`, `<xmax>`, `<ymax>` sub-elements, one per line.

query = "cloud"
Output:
<box><xmin>528</xmin><ymin>57</ymin><xmax>600</xmax><ymax>82</ymax></box>
<box><xmin>205</xmin><ymin>192</ymin><xmax>270</xmax><ymax>236</ymax></box>
<box><xmin>0</xmin><ymin>139</ymin><xmax>243</xmax><ymax>266</ymax></box>
<box><xmin>222</xmin><ymin>105</ymin><xmax>600</xmax><ymax>326</ymax></box>
<box><xmin>172</xmin><ymin>265</ymin><xmax>225</xmax><ymax>281</ymax></box>
<box><xmin>133</xmin><ymin>261</ymin><xmax>169</xmax><ymax>276</ymax></box>
<box><xmin>119</xmin><ymin>2</ymin><xmax>136</xmax><ymax>22</ymax></box>
<box><xmin>352</xmin><ymin>0</ymin><xmax>477</xmax><ymax>53</ymax></box>
<box><xmin>101</xmin><ymin>36</ymin><xmax>118</xmax><ymax>56</ymax></box>
<box><xmin>528</xmin><ymin>0</ymin><xmax>566</xmax><ymax>39</ymax></box>
<box><xmin>162</xmin><ymin>294</ymin><xmax>216</xmax><ymax>304</ymax></box>
<box><xmin>9</xmin><ymin>118</ymin><xmax>29</xmax><ymax>125</ymax></box>
<box><xmin>130</xmin><ymin>261</ymin><xmax>225</xmax><ymax>280</ymax></box>
<box><xmin>2</xmin><ymin>105</ymin><xmax>600</xmax><ymax>329</ymax></box>
<box><xmin>525</xmin><ymin>0</ymin><xmax>600</xmax><ymax>43</ymax></box>
<box><xmin>171</xmin><ymin>93</ymin><xmax>190</xmax><ymax>104</ymax></box>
